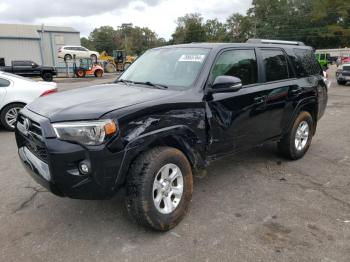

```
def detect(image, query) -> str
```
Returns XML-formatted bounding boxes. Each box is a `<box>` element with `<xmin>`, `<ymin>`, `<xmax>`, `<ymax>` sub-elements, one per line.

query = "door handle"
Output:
<box><xmin>290</xmin><ymin>87</ymin><xmax>303</xmax><ymax>96</ymax></box>
<box><xmin>254</xmin><ymin>96</ymin><xmax>266</xmax><ymax>105</ymax></box>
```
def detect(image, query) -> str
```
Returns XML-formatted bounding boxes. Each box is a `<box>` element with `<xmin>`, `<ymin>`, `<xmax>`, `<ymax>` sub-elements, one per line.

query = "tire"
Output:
<box><xmin>42</xmin><ymin>72</ymin><xmax>53</xmax><ymax>81</ymax></box>
<box><xmin>75</xmin><ymin>69</ymin><xmax>86</xmax><ymax>78</ymax></box>
<box><xmin>104</xmin><ymin>63</ymin><xmax>116</xmax><ymax>73</ymax></box>
<box><xmin>94</xmin><ymin>69</ymin><xmax>103</xmax><ymax>78</ymax></box>
<box><xmin>123</xmin><ymin>62</ymin><xmax>131</xmax><ymax>71</ymax></box>
<box><xmin>64</xmin><ymin>54</ymin><xmax>72</xmax><ymax>61</ymax></box>
<box><xmin>126</xmin><ymin>147</ymin><xmax>193</xmax><ymax>231</ymax></box>
<box><xmin>0</xmin><ymin>103</ymin><xmax>25</xmax><ymax>131</ymax></box>
<box><xmin>278</xmin><ymin>111</ymin><xmax>313</xmax><ymax>160</ymax></box>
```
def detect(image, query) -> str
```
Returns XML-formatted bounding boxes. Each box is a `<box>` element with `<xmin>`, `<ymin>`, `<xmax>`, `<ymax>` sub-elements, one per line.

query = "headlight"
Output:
<box><xmin>52</xmin><ymin>119</ymin><xmax>117</xmax><ymax>145</ymax></box>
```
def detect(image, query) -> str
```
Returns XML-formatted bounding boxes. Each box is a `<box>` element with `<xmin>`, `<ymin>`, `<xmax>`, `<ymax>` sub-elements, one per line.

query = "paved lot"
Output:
<box><xmin>1</xmin><ymin>73</ymin><xmax>350</xmax><ymax>262</ymax></box>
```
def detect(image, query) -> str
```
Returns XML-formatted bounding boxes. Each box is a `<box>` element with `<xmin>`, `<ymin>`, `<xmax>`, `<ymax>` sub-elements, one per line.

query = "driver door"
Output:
<box><xmin>206</xmin><ymin>49</ymin><xmax>267</xmax><ymax>156</ymax></box>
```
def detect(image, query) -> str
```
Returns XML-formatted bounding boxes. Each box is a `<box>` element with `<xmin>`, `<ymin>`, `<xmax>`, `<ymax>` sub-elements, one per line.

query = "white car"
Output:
<box><xmin>0</xmin><ymin>71</ymin><xmax>57</xmax><ymax>131</ymax></box>
<box><xmin>58</xmin><ymin>46</ymin><xmax>100</xmax><ymax>61</ymax></box>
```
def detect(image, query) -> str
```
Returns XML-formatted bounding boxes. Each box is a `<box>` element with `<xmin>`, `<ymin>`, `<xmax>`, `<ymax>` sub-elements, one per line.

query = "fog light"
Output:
<box><xmin>79</xmin><ymin>161</ymin><xmax>91</xmax><ymax>175</ymax></box>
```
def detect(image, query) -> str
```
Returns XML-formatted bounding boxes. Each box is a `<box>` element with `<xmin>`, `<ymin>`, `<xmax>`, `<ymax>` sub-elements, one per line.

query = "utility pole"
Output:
<box><xmin>121</xmin><ymin>23</ymin><xmax>133</xmax><ymax>52</ymax></box>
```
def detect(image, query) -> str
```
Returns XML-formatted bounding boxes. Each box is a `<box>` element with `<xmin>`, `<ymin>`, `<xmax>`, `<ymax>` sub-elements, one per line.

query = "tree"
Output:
<box><xmin>172</xmin><ymin>13</ymin><xmax>207</xmax><ymax>44</ymax></box>
<box><xmin>226</xmin><ymin>13</ymin><xmax>253</xmax><ymax>42</ymax></box>
<box><xmin>83</xmin><ymin>25</ymin><xmax>165</xmax><ymax>56</ymax></box>
<box><xmin>88</xmin><ymin>26</ymin><xmax>117</xmax><ymax>54</ymax></box>
<box><xmin>246</xmin><ymin>0</ymin><xmax>350</xmax><ymax>48</ymax></box>
<box><xmin>204</xmin><ymin>19</ymin><xmax>227</xmax><ymax>42</ymax></box>
<box><xmin>80</xmin><ymin>37</ymin><xmax>94</xmax><ymax>50</ymax></box>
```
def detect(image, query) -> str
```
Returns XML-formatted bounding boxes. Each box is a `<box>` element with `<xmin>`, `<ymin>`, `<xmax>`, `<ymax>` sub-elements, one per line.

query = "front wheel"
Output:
<box><xmin>278</xmin><ymin>111</ymin><xmax>313</xmax><ymax>160</ymax></box>
<box><xmin>126</xmin><ymin>147</ymin><xmax>193</xmax><ymax>231</ymax></box>
<box><xmin>94</xmin><ymin>69</ymin><xmax>103</xmax><ymax>77</ymax></box>
<box><xmin>0</xmin><ymin>103</ymin><xmax>25</xmax><ymax>131</ymax></box>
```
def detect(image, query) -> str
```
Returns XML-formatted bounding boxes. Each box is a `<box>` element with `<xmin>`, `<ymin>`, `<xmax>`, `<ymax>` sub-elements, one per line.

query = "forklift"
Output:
<box><xmin>73</xmin><ymin>56</ymin><xmax>104</xmax><ymax>78</ymax></box>
<box><xmin>100</xmin><ymin>50</ymin><xmax>136</xmax><ymax>73</ymax></box>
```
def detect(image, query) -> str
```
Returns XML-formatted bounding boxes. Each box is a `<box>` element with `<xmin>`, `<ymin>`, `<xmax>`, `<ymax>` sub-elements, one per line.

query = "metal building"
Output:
<box><xmin>0</xmin><ymin>24</ymin><xmax>80</xmax><ymax>67</ymax></box>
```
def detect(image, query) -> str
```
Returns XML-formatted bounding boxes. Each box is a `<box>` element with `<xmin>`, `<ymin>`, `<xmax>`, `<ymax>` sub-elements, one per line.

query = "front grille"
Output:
<box><xmin>17</xmin><ymin>115</ymin><xmax>48</xmax><ymax>163</ymax></box>
<box><xmin>25</xmin><ymin>140</ymin><xmax>49</xmax><ymax>163</ymax></box>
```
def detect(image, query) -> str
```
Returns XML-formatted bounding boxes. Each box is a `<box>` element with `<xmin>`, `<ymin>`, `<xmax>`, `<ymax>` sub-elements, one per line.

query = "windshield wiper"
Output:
<box><xmin>133</xmin><ymin>81</ymin><xmax>168</xmax><ymax>90</ymax></box>
<box><xmin>115</xmin><ymin>79</ymin><xmax>132</xmax><ymax>86</ymax></box>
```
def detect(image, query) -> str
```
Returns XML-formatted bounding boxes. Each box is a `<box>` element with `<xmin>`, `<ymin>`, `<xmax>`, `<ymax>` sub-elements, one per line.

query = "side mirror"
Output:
<box><xmin>209</xmin><ymin>76</ymin><xmax>243</xmax><ymax>94</ymax></box>
<box><xmin>32</xmin><ymin>63</ymin><xmax>37</xmax><ymax>68</ymax></box>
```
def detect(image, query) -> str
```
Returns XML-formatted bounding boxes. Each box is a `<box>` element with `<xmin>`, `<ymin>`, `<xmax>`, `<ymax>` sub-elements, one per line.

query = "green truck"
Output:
<box><xmin>315</xmin><ymin>53</ymin><xmax>331</xmax><ymax>70</ymax></box>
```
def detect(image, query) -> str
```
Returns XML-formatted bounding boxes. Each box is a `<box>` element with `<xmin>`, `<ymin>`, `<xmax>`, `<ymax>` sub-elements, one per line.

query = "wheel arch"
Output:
<box><xmin>285</xmin><ymin>98</ymin><xmax>318</xmax><ymax>136</ymax></box>
<box><xmin>0</xmin><ymin>101</ymin><xmax>26</xmax><ymax>114</ymax></box>
<box><xmin>115</xmin><ymin>125</ymin><xmax>206</xmax><ymax>187</ymax></box>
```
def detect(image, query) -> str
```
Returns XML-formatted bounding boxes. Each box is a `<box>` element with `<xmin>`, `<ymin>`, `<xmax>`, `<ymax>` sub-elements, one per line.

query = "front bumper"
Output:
<box><xmin>15</xmin><ymin>108</ymin><xmax>125</xmax><ymax>200</ymax></box>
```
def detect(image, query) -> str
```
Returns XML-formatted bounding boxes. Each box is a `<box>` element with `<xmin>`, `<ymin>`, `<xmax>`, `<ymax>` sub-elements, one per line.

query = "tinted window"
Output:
<box><xmin>0</xmin><ymin>78</ymin><xmax>10</xmax><ymax>87</ymax></box>
<box><xmin>212</xmin><ymin>49</ymin><xmax>258</xmax><ymax>86</ymax></box>
<box><xmin>293</xmin><ymin>49</ymin><xmax>322</xmax><ymax>77</ymax></box>
<box><xmin>13</xmin><ymin>61</ymin><xmax>27</xmax><ymax>66</ymax></box>
<box><xmin>261</xmin><ymin>49</ymin><xmax>289</xmax><ymax>82</ymax></box>
<box><xmin>320</xmin><ymin>54</ymin><xmax>325</xmax><ymax>60</ymax></box>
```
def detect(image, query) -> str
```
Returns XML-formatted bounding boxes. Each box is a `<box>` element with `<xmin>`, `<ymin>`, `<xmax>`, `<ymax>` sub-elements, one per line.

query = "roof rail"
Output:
<box><xmin>246</xmin><ymin>39</ymin><xmax>305</xmax><ymax>46</ymax></box>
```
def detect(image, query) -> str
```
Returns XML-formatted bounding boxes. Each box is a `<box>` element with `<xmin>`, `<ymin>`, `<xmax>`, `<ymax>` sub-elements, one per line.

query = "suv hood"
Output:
<box><xmin>27</xmin><ymin>83</ymin><xmax>176</xmax><ymax>122</ymax></box>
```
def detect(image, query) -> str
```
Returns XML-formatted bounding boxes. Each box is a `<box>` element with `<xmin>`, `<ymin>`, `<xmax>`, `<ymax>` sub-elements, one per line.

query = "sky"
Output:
<box><xmin>0</xmin><ymin>0</ymin><xmax>252</xmax><ymax>39</ymax></box>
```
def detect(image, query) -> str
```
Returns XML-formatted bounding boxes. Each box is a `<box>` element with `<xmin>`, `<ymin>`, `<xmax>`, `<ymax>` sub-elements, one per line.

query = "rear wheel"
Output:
<box><xmin>75</xmin><ymin>68</ymin><xmax>86</xmax><ymax>78</ymax></box>
<box><xmin>0</xmin><ymin>103</ymin><xmax>25</xmax><ymax>131</ymax></box>
<box><xmin>126</xmin><ymin>147</ymin><xmax>193</xmax><ymax>231</ymax></box>
<box><xmin>64</xmin><ymin>54</ymin><xmax>72</xmax><ymax>61</ymax></box>
<box><xmin>42</xmin><ymin>72</ymin><xmax>53</xmax><ymax>81</ymax></box>
<box><xmin>278</xmin><ymin>111</ymin><xmax>313</xmax><ymax>160</ymax></box>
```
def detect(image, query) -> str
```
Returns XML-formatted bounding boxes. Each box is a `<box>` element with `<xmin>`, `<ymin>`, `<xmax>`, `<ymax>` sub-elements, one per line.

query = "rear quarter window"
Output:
<box><xmin>293</xmin><ymin>49</ymin><xmax>322</xmax><ymax>77</ymax></box>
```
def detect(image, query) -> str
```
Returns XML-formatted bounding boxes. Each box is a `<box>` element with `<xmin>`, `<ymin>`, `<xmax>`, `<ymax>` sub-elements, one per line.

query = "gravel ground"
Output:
<box><xmin>0</xmin><ymin>69</ymin><xmax>349</xmax><ymax>262</ymax></box>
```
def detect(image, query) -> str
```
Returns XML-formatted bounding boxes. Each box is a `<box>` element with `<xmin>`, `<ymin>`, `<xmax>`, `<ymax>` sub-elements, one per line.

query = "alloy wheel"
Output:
<box><xmin>5</xmin><ymin>107</ymin><xmax>21</xmax><ymax>129</ymax></box>
<box><xmin>295</xmin><ymin>120</ymin><xmax>310</xmax><ymax>151</ymax></box>
<box><xmin>152</xmin><ymin>163</ymin><xmax>184</xmax><ymax>214</ymax></box>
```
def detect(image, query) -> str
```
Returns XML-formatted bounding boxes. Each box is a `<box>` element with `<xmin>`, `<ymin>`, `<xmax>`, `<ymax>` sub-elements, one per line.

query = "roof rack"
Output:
<box><xmin>246</xmin><ymin>39</ymin><xmax>305</xmax><ymax>46</ymax></box>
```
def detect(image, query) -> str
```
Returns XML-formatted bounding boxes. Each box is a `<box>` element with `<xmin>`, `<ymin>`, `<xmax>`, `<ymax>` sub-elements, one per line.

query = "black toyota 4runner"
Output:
<box><xmin>15</xmin><ymin>39</ymin><xmax>328</xmax><ymax>231</ymax></box>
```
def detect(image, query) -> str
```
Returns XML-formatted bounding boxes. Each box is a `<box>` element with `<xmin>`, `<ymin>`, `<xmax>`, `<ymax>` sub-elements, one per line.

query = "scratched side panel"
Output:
<box><xmin>103</xmin><ymin>92</ymin><xmax>207</xmax><ymax>186</ymax></box>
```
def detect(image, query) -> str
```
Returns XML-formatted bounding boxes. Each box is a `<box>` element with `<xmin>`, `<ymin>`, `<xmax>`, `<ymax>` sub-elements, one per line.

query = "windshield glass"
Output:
<box><xmin>119</xmin><ymin>47</ymin><xmax>210</xmax><ymax>89</ymax></box>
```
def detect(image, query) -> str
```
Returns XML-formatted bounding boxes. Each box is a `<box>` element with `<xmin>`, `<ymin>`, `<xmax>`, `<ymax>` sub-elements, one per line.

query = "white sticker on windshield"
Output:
<box><xmin>178</xmin><ymin>54</ymin><xmax>205</xmax><ymax>62</ymax></box>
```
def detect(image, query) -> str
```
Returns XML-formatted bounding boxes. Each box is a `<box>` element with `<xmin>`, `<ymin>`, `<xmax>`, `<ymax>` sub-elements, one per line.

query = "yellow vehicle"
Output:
<box><xmin>100</xmin><ymin>50</ymin><xmax>136</xmax><ymax>73</ymax></box>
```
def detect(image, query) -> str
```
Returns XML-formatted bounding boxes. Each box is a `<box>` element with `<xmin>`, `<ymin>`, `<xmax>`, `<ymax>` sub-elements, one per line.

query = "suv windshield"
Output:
<box><xmin>119</xmin><ymin>47</ymin><xmax>210</xmax><ymax>90</ymax></box>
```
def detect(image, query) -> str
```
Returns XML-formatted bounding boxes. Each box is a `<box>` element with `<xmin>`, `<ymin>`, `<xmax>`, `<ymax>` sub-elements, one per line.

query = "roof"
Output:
<box><xmin>0</xmin><ymin>24</ymin><xmax>79</xmax><ymax>39</ymax></box>
<box><xmin>158</xmin><ymin>42</ymin><xmax>313</xmax><ymax>51</ymax></box>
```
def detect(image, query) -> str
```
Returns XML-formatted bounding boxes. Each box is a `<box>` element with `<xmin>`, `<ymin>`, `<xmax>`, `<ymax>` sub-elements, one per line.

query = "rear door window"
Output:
<box><xmin>211</xmin><ymin>49</ymin><xmax>258</xmax><ymax>86</ymax></box>
<box><xmin>261</xmin><ymin>49</ymin><xmax>289</xmax><ymax>82</ymax></box>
